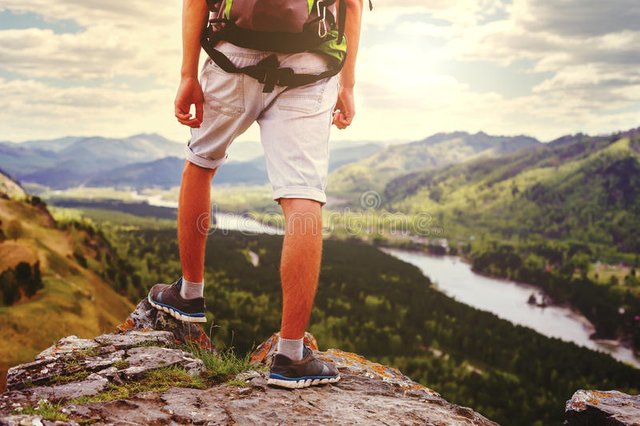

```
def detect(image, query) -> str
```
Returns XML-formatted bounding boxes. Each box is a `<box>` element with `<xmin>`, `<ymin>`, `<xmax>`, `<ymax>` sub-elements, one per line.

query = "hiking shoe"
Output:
<box><xmin>147</xmin><ymin>277</ymin><xmax>206</xmax><ymax>323</ymax></box>
<box><xmin>267</xmin><ymin>345</ymin><xmax>340</xmax><ymax>389</ymax></box>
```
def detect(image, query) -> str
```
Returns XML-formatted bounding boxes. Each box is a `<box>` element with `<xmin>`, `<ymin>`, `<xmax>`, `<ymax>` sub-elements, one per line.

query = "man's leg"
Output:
<box><xmin>277</xmin><ymin>198</ymin><xmax>323</xmax><ymax>358</ymax></box>
<box><xmin>268</xmin><ymin>197</ymin><xmax>340</xmax><ymax>388</ymax></box>
<box><xmin>147</xmin><ymin>160</ymin><xmax>215</xmax><ymax>322</ymax></box>
<box><xmin>178</xmin><ymin>160</ymin><xmax>217</xmax><ymax>284</ymax></box>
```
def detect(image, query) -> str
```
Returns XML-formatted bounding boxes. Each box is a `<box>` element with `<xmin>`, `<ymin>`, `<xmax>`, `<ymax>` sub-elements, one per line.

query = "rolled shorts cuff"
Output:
<box><xmin>273</xmin><ymin>186</ymin><xmax>327</xmax><ymax>205</ymax></box>
<box><xmin>184</xmin><ymin>144</ymin><xmax>228</xmax><ymax>170</ymax></box>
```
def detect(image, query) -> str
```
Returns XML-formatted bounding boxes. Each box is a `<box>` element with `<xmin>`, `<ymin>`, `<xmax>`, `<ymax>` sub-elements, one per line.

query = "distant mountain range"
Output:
<box><xmin>0</xmin><ymin>134</ymin><xmax>183</xmax><ymax>188</ymax></box>
<box><xmin>0</xmin><ymin>134</ymin><xmax>384</xmax><ymax>189</ymax></box>
<box><xmin>328</xmin><ymin>131</ymin><xmax>541</xmax><ymax>196</ymax></box>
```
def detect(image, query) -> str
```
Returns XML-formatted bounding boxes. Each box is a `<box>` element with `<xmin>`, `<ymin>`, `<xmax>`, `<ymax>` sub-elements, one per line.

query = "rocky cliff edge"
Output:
<box><xmin>1</xmin><ymin>299</ymin><xmax>638</xmax><ymax>425</ymax></box>
<box><xmin>0</xmin><ymin>299</ymin><xmax>498</xmax><ymax>425</ymax></box>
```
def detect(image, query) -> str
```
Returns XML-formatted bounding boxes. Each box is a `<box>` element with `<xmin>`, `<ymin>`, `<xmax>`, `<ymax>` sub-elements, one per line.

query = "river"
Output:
<box><xmin>129</xmin><ymin>194</ymin><xmax>640</xmax><ymax>369</ymax></box>
<box><xmin>381</xmin><ymin>248</ymin><xmax>640</xmax><ymax>369</ymax></box>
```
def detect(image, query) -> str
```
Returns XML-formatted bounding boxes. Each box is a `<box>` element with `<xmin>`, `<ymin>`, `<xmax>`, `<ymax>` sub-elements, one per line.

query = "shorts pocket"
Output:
<box><xmin>277</xmin><ymin>81</ymin><xmax>327</xmax><ymax>114</ymax></box>
<box><xmin>201</xmin><ymin>59</ymin><xmax>245</xmax><ymax>117</ymax></box>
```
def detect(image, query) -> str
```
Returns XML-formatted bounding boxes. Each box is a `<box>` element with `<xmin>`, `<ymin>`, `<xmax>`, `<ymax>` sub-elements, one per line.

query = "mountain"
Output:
<box><xmin>328</xmin><ymin>131</ymin><xmax>540</xmax><ymax>197</ymax></box>
<box><xmin>0</xmin><ymin>135</ymin><xmax>384</xmax><ymax>190</ymax></box>
<box><xmin>0</xmin><ymin>142</ymin><xmax>59</xmax><ymax>176</ymax></box>
<box><xmin>0</xmin><ymin>134</ymin><xmax>183</xmax><ymax>188</ymax></box>
<box><xmin>85</xmin><ymin>156</ymin><xmax>185</xmax><ymax>188</ymax></box>
<box><xmin>0</xmin><ymin>179</ymin><xmax>134</xmax><ymax>388</ymax></box>
<box><xmin>327</xmin><ymin>142</ymin><xmax>383</xmax><ymax>172</ymax></box>
<box><xmin>65</xmin><ymin>142</ymin><xmax>383</xmax><ymax>189</ymax></box>
<box><xmin>16</xmin><ymin>136</ymin><xmax>86</xmax><ymax>152</ymax></box>
<box><xmin>0</xmin><ymin>169</ymin><xmax>26</xmax><ymax>199</ymax></box>
<box><xmin>386</xmin><ymin>127</ymin><xmax>640</xmax><ymax>252</ymax></box>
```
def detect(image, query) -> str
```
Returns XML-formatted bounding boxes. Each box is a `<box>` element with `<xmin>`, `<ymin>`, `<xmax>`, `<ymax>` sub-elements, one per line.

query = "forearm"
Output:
<box><xmin>339</xmin><ymin>0</ymin><xmax>363</xmax><ymax>88</ymax></box>
<box><xmin>181</xmin><ymin>0</ymin><xmax>209</xmax><ymax>79</ymax></box>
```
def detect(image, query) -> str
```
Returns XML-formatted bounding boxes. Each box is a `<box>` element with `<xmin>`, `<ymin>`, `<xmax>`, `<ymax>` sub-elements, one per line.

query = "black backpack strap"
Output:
<box><xmin>201</xmin><ymin>23</ymin><xmax>345</xmax><ymax>93</ymax></box>
<box><xmin>337</xmin><ymin>0</ymin><xmax>347</xmax><ymax>44</ymax></box>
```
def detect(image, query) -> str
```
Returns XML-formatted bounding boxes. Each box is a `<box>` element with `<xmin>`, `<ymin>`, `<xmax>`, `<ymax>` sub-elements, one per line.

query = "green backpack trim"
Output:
<box><xmin>224</xmin><ymin>0</ymin><xmax>319</xmax><ymax>24</ymax></box>
<box><xmin>312</xmin><ymin>29</ymin><xmax>347</xmax><ymax>65</ymax></box>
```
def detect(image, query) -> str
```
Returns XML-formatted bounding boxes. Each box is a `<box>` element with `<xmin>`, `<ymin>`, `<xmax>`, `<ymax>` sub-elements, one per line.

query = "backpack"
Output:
<box><xmin>201</xmin><ymin>0</ymin><xmax>371</xmax><ymax>93</ymax></box>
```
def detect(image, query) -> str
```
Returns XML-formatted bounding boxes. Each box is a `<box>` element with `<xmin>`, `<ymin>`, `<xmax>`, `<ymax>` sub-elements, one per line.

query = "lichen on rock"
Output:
<box><xmin>565</xmin><ymin>389</ymin><xmax>640</xmax><ymax>426</ymax></box>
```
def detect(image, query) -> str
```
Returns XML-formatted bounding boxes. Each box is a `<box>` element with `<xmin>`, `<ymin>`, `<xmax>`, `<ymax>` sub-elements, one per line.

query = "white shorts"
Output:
<box><xmin>186</xmin><ymin>41</ymin><xmax>340</xmax><ymax>205</ymax></box>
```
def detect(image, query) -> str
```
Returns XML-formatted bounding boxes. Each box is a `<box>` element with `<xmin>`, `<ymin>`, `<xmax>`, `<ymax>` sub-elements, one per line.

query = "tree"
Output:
<box><xmin>5</xmin><ymin>219</ymin><xmax>23</xmax><ymax>240</ymax></box>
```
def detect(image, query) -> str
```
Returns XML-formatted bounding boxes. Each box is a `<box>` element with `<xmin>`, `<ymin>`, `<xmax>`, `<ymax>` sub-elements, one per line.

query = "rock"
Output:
<box><xmin>94</xmin><ymin>330</ymin><xmax>175</xmax><ymax>350</ymax></box>
<box><xmin>29</xmin><ymin>374</ymin><xmax>109</xmax><ymax>401</ymax></box>
<box><xmin>121</xmin><ymin>346</ymin><xmax>204</xmax><ymax>379</ymax></box>
<box><xmin>35</xmin><ymin>336</ymin><xmax>98</xmax><ymax>361</ymax></box>
<box><xmin>250</xmin><ymin>331</ymin><xmax>318</xmax><ymax>366</ymax></box>
<box><xmin>565</xmin><ymin>389</ymin><xmax>640</xmax><ymax>425</ymax></box>
<box><xmin>0</xmin><ymin>414</ymin><xmax>45</xmax><ymax>426</ymax></box>
<box><xmin>115</xmin><ymin>299</ymin><xmax>213</xmax><ymax>351</ymax></box>
<box><xmin>0</xmin><ymin>300</ymin><xmax>499</xmax><ymax>425</ymax></box>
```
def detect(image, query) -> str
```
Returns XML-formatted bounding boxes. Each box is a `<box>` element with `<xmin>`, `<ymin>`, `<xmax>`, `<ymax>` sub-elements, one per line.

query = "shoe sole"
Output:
<box><xmin>148</xmin><ymin>294</ymin><xmax>207</xmax><ymax>323</ymax></box>
<box><xmin>267</xmin><ymin>375</ymin><xmax>340</xmax><ymax>389</ymax></box>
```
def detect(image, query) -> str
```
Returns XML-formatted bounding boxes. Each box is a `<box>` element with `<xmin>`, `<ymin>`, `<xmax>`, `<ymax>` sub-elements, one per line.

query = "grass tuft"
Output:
<box><xmin>71</xmin><ymin>366</ymin><xmax>206</xmax><ymax>404</ymax></box>
<box><xmin>112</xmin><ymin>360</ymin><xmax>129</xmax><ymax>370</ymax></box>
<box><xmin>49</xmin><ymin>369</ymin><xmax>91</xmax><ymax>385</ymax></box>
<box><xmin>185</xmin><ymin>345</ymin><xmax>256</xmax><ymax>384</ymax></box>
<box><xmin>13</xmin><ymin>400</ymin><xmax>69</xmax><ymax>421</ymax></box>
<box><xmin>225</xmin><ymin>378</ymin><xmax>250</xmax><ymax>387</ymax></box>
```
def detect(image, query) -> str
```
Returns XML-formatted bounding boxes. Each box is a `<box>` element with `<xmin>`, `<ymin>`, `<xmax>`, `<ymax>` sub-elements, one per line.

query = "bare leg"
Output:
<box><xmin>278</xmin><ymin>198</ymin><xmax>323</xmax><ymax>340</ymax></box>
<box><xmin>178</xmin><ymin>160</ymin><xmax>217</xmax><ymax>283</ymax></box>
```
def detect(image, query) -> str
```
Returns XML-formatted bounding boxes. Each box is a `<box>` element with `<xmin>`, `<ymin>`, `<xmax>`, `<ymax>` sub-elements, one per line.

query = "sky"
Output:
<box><xmin>0</xmin><ymin>0</ymin><xmax>638</xmax><ymax>144</ymax></box>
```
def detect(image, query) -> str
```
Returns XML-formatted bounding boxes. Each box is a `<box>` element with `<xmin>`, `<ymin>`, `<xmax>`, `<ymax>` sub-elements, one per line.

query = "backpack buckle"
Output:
<box><xmin>257</xmin><ymin>67</ymin><xmax>295</xmax><ymax>93</ymax></box>
<box><xmin>276</xmin><ymin>68</ymin><xmax>295</xmax><ymax>85</ymax></box>
<box><xmin>253</xmin><ymin>55</ymin><xmax>297</xmax><ymax>92</ymax></box>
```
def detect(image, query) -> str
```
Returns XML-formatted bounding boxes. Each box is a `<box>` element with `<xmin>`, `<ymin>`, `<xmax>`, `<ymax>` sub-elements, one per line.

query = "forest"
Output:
<box><xmin>0</xmin><ymin>261</ymin><xmax>43</xmax><ymax>306</ymax></box>
<box><xmin>81</xmin><ymin>219</ymin><xmax>640</xmax><ymax>426</ymax></box>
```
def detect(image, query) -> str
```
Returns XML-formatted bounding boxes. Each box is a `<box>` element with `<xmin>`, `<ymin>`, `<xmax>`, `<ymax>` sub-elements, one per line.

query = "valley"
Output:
<box><xmin>1</xmin><ymin>127</ymin><xmax>639</xmax><ymax>424</ymax></box>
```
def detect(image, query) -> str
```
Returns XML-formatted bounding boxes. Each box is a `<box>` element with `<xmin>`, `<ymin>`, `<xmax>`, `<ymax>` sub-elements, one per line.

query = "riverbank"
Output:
<box><xmin>379</xmin><ymin>245</ymin><xmax>640</xmax><ymax>368</ymax></box>
<box><xmin>375</xmin><ymin>231</ymin><xmax>639</xmax><ymax>357</ymax></box>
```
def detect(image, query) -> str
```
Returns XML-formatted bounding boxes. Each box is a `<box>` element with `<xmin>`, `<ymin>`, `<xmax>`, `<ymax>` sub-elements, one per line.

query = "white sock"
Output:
<box><xmin>180</xmin><ymin>277</ymin><xmax>204</xmax><ymax>299</ymax></box>
<box><xmin>277</xmin><ymin>337</ymin><xmax>304</xmax><ymax>361</ymax></box>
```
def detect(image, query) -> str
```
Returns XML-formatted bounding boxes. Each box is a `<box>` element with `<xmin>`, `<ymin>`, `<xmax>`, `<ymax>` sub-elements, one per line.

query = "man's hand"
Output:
<box><xmin>332</xmin><ymin>85</ymin><xmax>355</xmax><ymax>130</ymax></box>
<box><xmin>175</xmin><ymin>76</ymin><xmax>204</xmax><ymax>128</ymax></box>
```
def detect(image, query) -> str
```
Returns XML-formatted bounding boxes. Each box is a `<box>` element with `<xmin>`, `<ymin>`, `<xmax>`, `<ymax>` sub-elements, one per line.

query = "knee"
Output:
<box><xmin>280</xmin><ymin>198</ymin><xmax>323</xmax><ymax>234</ymax></box>
<box><xmin>183</xmin><ymin>160</ymin><xmax>217</xmax><ymax>179</ymax></box>
<box><xmin>279</xmin><ymin>198</ymin><xmax>322</xmax><ymax>214</ymax></box>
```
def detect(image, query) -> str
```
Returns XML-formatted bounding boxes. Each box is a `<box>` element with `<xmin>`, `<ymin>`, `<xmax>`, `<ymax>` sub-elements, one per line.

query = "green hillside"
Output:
<box><xmin>382</xmin><ymin>129</ymin><xmax>640</xmax><ymax>348</ymax></box>
<box><xmin>328</xmin><ymin>131</ymin><xmax>539</xmax><ymax>199</ymax></box>
<box><xmin>385</xmin><ymin>129</ymin><xmax>640</xmax><ymax>252</ymax></box>
<box><xmin>0</xmin><ymin>174</ymin><xmax>133</xmax><ymax>390</ymax></box>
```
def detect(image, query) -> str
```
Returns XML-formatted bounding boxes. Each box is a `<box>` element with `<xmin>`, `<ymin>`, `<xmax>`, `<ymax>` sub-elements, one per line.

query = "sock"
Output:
<box><xmin>180</xmin><ymin>277</ymin><xmax>204</xmax><ymax>299</ymax></box>
<box><xmin>277</xmin><ymin>336</ymin><xmax>304</xmax><ymax>361</ymax></box>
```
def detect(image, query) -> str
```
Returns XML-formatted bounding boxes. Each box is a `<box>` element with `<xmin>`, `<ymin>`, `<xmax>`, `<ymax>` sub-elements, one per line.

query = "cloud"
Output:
<box><xmin>0</xmin><ymin>0</ymin><xmax>638</xmax><ymax>144</ymax></box>
<box><xmin>0</xmin><ymin>77</ymin><xmax>185</xmax><ymax>142</ymax></box>
<box><xmin>513</xmin><ymin>0</ymin><xmax>640</xmax><ymax>37</ymax></box>
<box><xmin>0</xmin><ymin>0</ymin><xmax>181</xmax><ymax>83</ymax></box>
